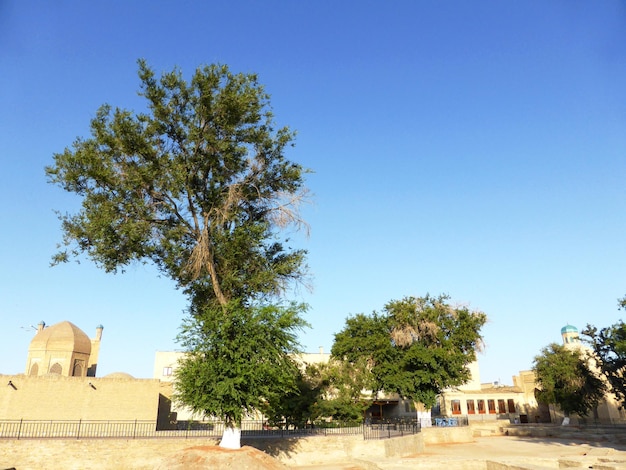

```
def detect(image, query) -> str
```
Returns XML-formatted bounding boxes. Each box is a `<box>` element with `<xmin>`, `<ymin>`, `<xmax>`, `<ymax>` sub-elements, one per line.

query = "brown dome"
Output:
<box><xmin>103</xmin><ymin>372</ymin><xmax>135</xmax><ymax>379</ymax></box>
<box><xmin>29</xmin><ymin>321</ymin><xmax>92</xmax><ymax>355</ymax></box>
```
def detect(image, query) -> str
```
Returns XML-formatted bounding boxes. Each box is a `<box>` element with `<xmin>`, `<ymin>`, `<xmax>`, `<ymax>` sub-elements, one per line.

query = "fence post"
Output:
<box><xmin>133</xmin><ymin>419</ymin><xmax>137</xmax><ymax>439</ymax></box>
<box><xmin>17</xmin><ymin>419</ymin><xmax>22</xmax><ymax>440</ymax></box>
<box><xmin>77</xmin><ymin>419</ymin><xmax>81</xmax><ymax>440</ymax></box>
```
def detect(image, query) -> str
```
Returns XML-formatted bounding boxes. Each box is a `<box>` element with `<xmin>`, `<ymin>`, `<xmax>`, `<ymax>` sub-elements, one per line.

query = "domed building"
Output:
<box><xmin>2</xmin><ymin>320</ymin><xmax>161</xmax><ymax>423</ymax></box>
<box><xmin>25</xmin><ymin>321</ymin><xmax>103</xmax><ymax>377</ymax></box>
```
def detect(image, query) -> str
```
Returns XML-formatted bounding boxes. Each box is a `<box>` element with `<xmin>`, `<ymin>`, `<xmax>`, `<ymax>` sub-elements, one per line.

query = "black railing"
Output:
<box><xmin>0</xmin><ymin>419</ymin><xmax>164</xmax><ymax>439</ymax></box>
<box><xmin>0</xmin><ymin>418</ymin><xmax>420</xmax><ymax>440</ymax></box>
<box><xmin>363</xmin><ymin>420</ymin><xmax>421</xmax><ymax>440</ymax></box>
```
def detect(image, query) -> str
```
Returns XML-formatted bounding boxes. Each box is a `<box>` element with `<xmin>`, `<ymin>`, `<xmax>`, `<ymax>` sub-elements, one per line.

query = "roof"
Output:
<box><xmin>103</xmin><ymin>372</ymin><xmax>135</xmax><ymax>379</ymax></box>
<box><xmin>561</xmin><ymin>324</ymin><xmax>579</xmax><ymax>334</ymax></box>
<box><xmin>29</xmin><ymin>321</ymin><xmax>92</xmax><ymax>355</ymax></box>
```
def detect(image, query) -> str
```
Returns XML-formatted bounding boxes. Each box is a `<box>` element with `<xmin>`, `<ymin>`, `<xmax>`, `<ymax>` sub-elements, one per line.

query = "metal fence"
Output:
<box><xmin>363</xmin><ymin>421</ymin><xmax>421</xmax><ymax>440</ymax></box>
<box><xmin>0</xmin><ymin>420</ymin><xmax>164</xmax><ymax>440</ymax></box>
<box><xmin>0</xmin><ymin>418</ymin><xmax>424</xmax><ymax>441</ymax></box>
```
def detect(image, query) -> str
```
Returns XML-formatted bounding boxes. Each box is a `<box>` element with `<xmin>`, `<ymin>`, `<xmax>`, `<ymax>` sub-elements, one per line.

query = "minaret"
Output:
<box><xmin>24</xmin><ymin>321</ymin><xmax>46</xmax><ymax>375</ymax></box>
<box><xmin>87</xmin><ymin>324</ymin><xmax>103</xmax><ymax>377</ymax></box>
<box><xmin>561</xmin><ymin>324</ymin><xmax>580</xmax><ymax>347</ymax></box>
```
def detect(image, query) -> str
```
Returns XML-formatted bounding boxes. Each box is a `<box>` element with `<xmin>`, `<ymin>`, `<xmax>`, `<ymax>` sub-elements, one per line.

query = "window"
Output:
<box><xmin>29</xmin><ymin>363</ymin><xmax>38</xmax><ymax>376</ymax></box>
<box><xmin>477</xmin><ymin>399</ymin><xmax>485</xmax><ymax>414</ymax></box>
<box><xmin>497</xmin><ymin>399</ymin><xmax>506</xmax><ymax>414</ymax></box>
<box><xmin>162</xmin><ymin>367</ymin><xmax>173</xmax><ymax>376</ymax></box>
<box><xmin>507</xmin><ymin>399</ymin><xmax>516</xmax><ymax>413</ymax></box>
<box><xmin>73</xmin><ymin>360</ymin><xmax>84</xmax><ymax>377</ymax></box>
<box><xmin>49</xmin><ymin>363</ymin><xmax>62</xmax><ymax>375</ymax></box>
<box><xmin>451</xmin><ymin>400</ymin><xmax>461</xmax><ymax>415</ymax></box>
<box><xmin>488</xmin><ymin>399</ymin><xmax>496</xmax><ymax>414</ymax></box>
<box><xmin>466</xmin><ymin>400</ymin><xmax>475</xmax><ymax>414</ymax></box>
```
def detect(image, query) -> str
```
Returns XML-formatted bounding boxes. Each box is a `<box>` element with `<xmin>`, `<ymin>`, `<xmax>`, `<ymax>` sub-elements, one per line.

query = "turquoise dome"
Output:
<box><xmin>561</xmin><ymin>324</ymin><xmax>578</xmax><ymax>334</ymax></box>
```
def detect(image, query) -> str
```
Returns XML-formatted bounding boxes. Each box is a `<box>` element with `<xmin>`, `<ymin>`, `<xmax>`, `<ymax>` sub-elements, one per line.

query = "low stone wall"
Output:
<box><xmin>469</xmin><ymin>420</ymin><xmax>509</xmax><ymax>437</ymax></box>
<box><xmin>421</xmin><ymin>424</ymin><xmax>473</xmax><ymax>445</ymax></box>
<box><xmin>0</xmin><ymin>433</ymin><xmax>427</xmax><ymax>468</ymax></box>
<box><xmin>0</xmin><ymin>425</ymin><xmax>474</xmax><ymax>468</ymax></box>
<box><xmin>504</xmin><ymin>423</ymin><xmax>626</xmax><ymax>444</ymax></box>
<box><xmin>245</xmin><ymin>433</ymin><xmax>424</xmax><ymax>466</ymax></box>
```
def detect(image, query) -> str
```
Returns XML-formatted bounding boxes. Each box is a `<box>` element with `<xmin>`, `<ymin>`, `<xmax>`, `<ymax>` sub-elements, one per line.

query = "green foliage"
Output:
<box><xmin>46</xmin><ymin>60</ymin><xmax>311</xmax><ymax>433</ymax></box>
<box><xmin>174</xmin><ymin>301</ymin><xmax>308</xmax><ymax>426</ymax></box>
<box><xmin>332</xmin><ymin>294</ymin><xmax>486</xmax><ymax>408</ymax></box>
<box><xmin>46</xmin><ymin>59</ymin><xmax>308</xmax><ymax>309</ymax></box>
<box><xmin>262</xmin><ymin>366</ymin><xmax>323</xmax><ymax>428</ymax></box>
<box><xmin>582</xmin><ymin>321</ymin><xmax>626</xmax><ymax>406</ymax></box>
<box><xmin>310</xmin><ymin>359</ymin><xmax>373</xmax><ymax>424</ymax></box>
<box><xmin>533</xmin><ymin>343</ymin><xmax>606</xmax><ymax>416</ymax></box>
<box><xmin>262</xmin><ymin>358</ymin><xmax>373</xmax><ymax>427</ymax></box>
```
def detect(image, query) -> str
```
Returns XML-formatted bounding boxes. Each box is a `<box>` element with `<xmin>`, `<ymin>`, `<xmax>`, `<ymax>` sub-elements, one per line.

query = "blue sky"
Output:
<box><xmin>1</xmin><ymin>1</ymin><xmax>625</xmax><ymax>384</ymax></box>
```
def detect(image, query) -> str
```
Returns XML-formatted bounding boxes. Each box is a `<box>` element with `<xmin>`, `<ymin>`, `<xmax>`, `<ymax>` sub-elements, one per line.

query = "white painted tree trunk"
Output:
<box><xmin>417</xmin><ymin>408</ymin><xmax>432</xmax><ymax>427</ymax></box>
<box><xmin>414</xmin><ymin>402</ymin><xmax>432</xmax><ymax>427</ymax></box>
<box><xmin>219</xmin><ymin>424</ymin><xmax>241</xmax><ymax>449</ymax></box>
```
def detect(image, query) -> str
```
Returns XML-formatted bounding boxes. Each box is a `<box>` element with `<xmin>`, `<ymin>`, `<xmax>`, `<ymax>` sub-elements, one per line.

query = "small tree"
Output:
<box><xmin>262</xmin><ymin>358</ymin><xmax>373</xmax><ymax>427</ymax></box>
<box><xmin>582</xmin><ymin>321</ymin><xmax>626</xmax><ymax>406</ymax></box>
<box><xmin>533</xmin><ymin>343</ymin><xmax>606</xmax><ymax>420</ymax></box>
<box><xmin>310</xmin><ymin>358</ymin><xmax>374</xmax><ymax>425</ymax></box>
<box><xmin>332</xmin><ymin>294</ymin><xmax>486</xmax><ymax>410</ymax></box>
<box><xmin>262</xmin><ymin>366</ymin><xmax>324</xmax><ymax>429</ymax></box>
<box><xmin>174</xmin><ymin>302</ymin><xmax>307</xmax><ymax>440</ymax></box>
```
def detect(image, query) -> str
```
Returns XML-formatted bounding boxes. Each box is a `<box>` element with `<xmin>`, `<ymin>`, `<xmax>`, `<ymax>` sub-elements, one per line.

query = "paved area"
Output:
<box><xmin>297</xmin><ymin>435</ymin><xmax>626</xmax><ymax>469</ymax></box>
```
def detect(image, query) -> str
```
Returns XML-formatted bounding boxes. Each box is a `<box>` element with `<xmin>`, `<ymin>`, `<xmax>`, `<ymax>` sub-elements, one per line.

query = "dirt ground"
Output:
<box><xmin>296</xmin><ymin>435</ymin><xmax>626</xmax><ymax>470</ymax></box>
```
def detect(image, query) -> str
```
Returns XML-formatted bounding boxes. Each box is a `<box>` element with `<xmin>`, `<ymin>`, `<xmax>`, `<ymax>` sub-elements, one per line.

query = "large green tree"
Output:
<box><xmin>582</xmin><ymin>321</ymin><xmax>626</xmax><ymax>406</ymax></box>
<box><xmin>46</xmin><ymin>60</ymin><xmax>310</xmax><ymax>448</ymax></box>
<box><xmin>332</xmin><ymin>294</ymin><xmax>486</xmax><ymax>409</ymax></box>
<box><xmin>46</xmin><ymin>59</ymin><xmax>308</xmax><ymax>309</ymax></box>
<box><xmin>533</xmin><ymin>343</ymin><xmax>606</xmax><ymax>419</ymax></box>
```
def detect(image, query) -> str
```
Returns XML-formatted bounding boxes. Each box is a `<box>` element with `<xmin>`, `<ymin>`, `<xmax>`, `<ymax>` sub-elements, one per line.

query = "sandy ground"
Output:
<box><xmin>296</xmin><ymin>435</ymin><xmax>626</xmax><ymax>469</ymax></box>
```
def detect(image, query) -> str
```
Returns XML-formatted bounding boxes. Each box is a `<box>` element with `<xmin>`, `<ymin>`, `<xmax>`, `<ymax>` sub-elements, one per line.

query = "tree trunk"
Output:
<box><xmin>219</xmin><ymin>422</ymin><xmax>241</xmax><ymax>449</ymax></box>
<box><xmin>415</xmin><ymin>402</ymin><xmax>432</xmax><ymax>427</ymax></box>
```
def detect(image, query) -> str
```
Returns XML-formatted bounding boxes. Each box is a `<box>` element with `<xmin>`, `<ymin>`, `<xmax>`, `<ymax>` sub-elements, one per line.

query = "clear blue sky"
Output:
<box><xmin>1</xmin><ymin>1</ymin><xmax>625</xmax><ymax>384</ymax></box>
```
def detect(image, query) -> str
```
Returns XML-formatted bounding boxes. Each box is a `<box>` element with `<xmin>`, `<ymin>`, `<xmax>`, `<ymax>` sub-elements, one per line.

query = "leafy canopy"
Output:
<box><xmin>175</xmin><ymin>302</ymin><xmax>308</xmax><ymax>426</ymax></box>
<box><xmin>533</xmin><ymin>342</ymin><xmax>606</xmax><ymax>416</ymax></box>
<box><xmin>332</xmin><ymin>294</ymin><xmax>486</xmax><ymax>408</ymax></box>
<box><xmin>582</xmin><ymin>321</ymin><xmax>626</xmax><ymax>407</ymax></box>
<box><xmin>46</xmin><ymin>59</ymin><xmax>309</xmax><ymax>309</ymax></box>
